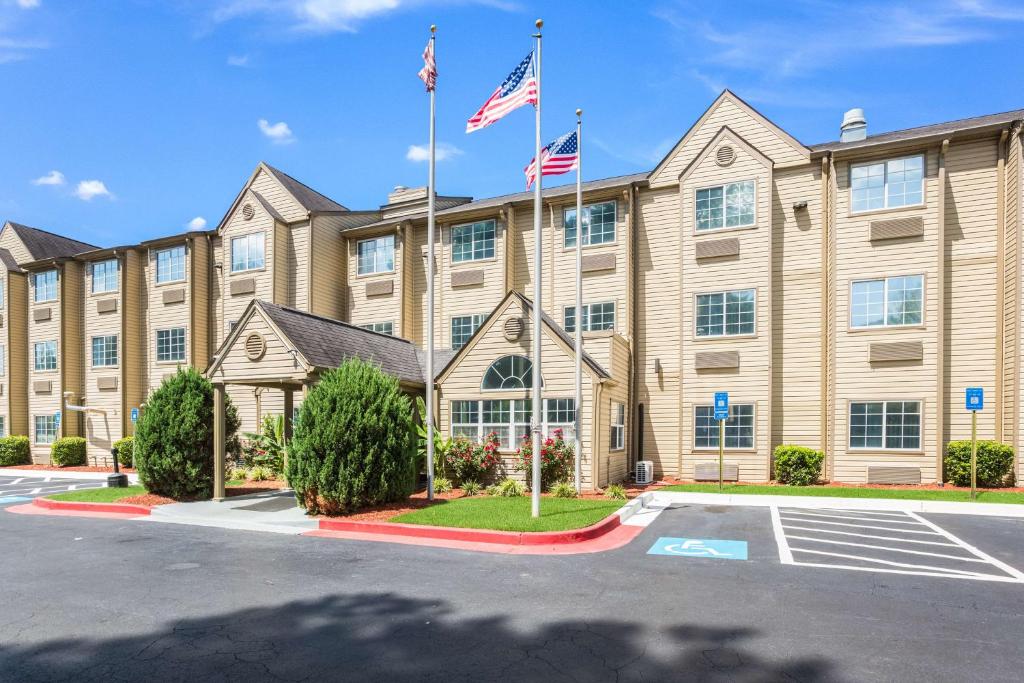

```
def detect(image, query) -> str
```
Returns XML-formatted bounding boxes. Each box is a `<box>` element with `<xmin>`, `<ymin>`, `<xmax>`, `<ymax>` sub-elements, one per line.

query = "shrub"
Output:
<box><xmin>514</xmin><ymin>429</ymin><xmax>574</xmax><ymax>490</ymax></box>
<box><xmin>247</xmin><ymin>466</ymin><xmax>270</xmax><ymax>482</ymax></box>
<box><xmin>551</xmin><ymin>481</ymin><xmax>578</xmax><ymax>499</ymax></box>
<box><xmin>113</xmin><ymin>436</ymin><xmax>135</xmax><ymax>468</ymax></box>
<box><xmin>445</xmin><ymin>433</ymin><xmax>501</xmax><ymax>483</ymax></box>
<box><xmin>433</xmin><ymin>476</ymin><xmax>453</xmax><ymax>494</ymax></box>
<box><xmin>243</xmin><ymin>414</ymin><xmax>286</xmax><ymax>474</ymax></box>
<box><xmin>493</xmin><ymin>477</ymin><xmax>525</xmax><ymax>497</ymax></box>
<box><xmin>415</xmin><ymin>396</ymin><xmax>453</xmax><ymax>478</ymax></box>
<box><xmin>0</xmin><ymin>435</ymin><xmax>31</xmax><ymax>466</ymax></box>
<box><xmin>461</xmin><ymin>480</ymin><xmax>482</xmax><ymax>496</ymax></box>
<box><xmin>604</xmin><ymin>483</ymin><xmax>627</xmax><ymax>501</ymax></box>
<box><xmin>134</xmin><ymin>368</ymin><xmax>240</xmax><ymax>500</ymax></box>
<box><xmin>944</xmin><ymin>440</ymin><xmax>1014</xmax><ymax>488</ymax></box>
<box><xmin>485</xmin><ymin>484</ymin><xmax>502</xmax><ymax>496</ymax></box>
<box><xmin>51</xmin><ymin>437</ymin><xmax>87</xmax><ymax>467</ymax></box>
<box><xmin>773</xmin><ymin>445</ymin><xmax>825</xmax><ymax>486</ymax></box>
<box><xmin>286</xmin><ymin>358</ymin><xmax>417</xmax><ymax>515</ymax></box>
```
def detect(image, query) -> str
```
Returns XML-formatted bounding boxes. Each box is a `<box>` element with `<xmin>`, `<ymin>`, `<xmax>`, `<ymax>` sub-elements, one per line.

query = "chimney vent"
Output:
<box><xmin>840</xmin><ymin>108</ymin><xmax>867</xmax><ymax>143</ymax></box>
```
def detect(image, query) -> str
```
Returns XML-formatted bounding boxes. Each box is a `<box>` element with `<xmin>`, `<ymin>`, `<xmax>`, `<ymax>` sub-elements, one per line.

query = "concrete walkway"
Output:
<box><xmin>146</xmin><ymin>489</ymin><xmax>317</xmax><ymax>535</ymax></box>
<box><xmin>0</xmin><ymin>468</ymin><xmax>140</xmax><ymax>484</ymax></box>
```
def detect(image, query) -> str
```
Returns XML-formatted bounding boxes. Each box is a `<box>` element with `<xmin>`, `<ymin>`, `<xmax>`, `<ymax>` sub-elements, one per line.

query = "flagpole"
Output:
<box><xmin>426</xmin><ymin>24</ymin><xmax>437</xmax><ymax>501</ymax></box>
<box><xmin>531</xmin><ymin>18</ymin><xmax>543</xmax><ymax>518</ymax></box>
<box><xmin>574</xmin><ymin>108</ymin><xmax>583</xmax><ymax>494</ymax></box>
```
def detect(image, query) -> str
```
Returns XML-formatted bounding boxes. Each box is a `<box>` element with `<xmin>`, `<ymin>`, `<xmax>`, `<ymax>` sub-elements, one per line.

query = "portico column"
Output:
<box><xmin>213</xmin><ymin>382</ymin><xmax>226</xmax><ymax>502</ymax></box>
<box><xmin>283</xmin><ymin>387</ymin><xmax>294</xmax><ymax>443</ymax></box>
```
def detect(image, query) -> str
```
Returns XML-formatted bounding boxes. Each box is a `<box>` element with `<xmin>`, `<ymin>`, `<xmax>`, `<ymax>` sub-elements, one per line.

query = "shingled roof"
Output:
<box><xmin>810</xmin><ymin>108</ymin><xmax>1024</xmax><ymax>153</ymax></box>
<box><xmin>0</xmin><ymin>247</ymin><xmax>23</xmax><ymax>273</ymax></box>
<box><xmin>5</xmin><ymin>222</ymin><xmax>97</xmax><ymax>261</ymax></box>
<box><xmin>263</xmin><ymin>164</ymin><xmax>348</xmax><ymax>213</ymax></box>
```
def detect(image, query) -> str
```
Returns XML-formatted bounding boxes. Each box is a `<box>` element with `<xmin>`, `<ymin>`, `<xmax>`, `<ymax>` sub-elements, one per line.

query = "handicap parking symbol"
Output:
<box><xmin>647</xmin><ymin>537</ymin><xmax>748</xmax><ymax>560</ymax></box>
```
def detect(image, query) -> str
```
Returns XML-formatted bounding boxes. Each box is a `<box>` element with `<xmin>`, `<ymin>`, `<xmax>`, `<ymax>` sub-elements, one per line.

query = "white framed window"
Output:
<box><xmin>231</xmin><ymin>233</ymin><xmax>265</xmax><ymax>273</ymax></box>
<box><xmin>451</xmin><ymin>398</ymin><xmax>575</xmax><ymax>449</ymax></box>
<box><xmin>156</xmin><ymin>327</ymin><xmax>186</xmax><ymax>362</ymax></box>
<box><xmin>849</xmin><ymin>401</ymin><xmax>921</xmax><ymax>450</ymax></box>
<box><xmin>91</xmin><ymin>259</ymin><xmax>118</xmax><ymax>293</ymax></box>
<box><xmin>611</xmin><ymin>402</ymin><xmax>625</xmax><ymax>450</ymax></box>
<box><xmin>851</xmin><ymin>275</ymin><xmax>923</xmax><ymax>328</ymax></box>
<box><xmin>451</xmin><ymin>219</ymin><xmax>495</xmax><ymax>263</ymax></box>
<box><xmin>33</xmin><ymin>269</ymin><xmax>57</xmax><ymax>302</ymax></box>
<box><xmin>91</xmin><ymin>335</ymin><xmax>118</xmax><ymax>367</ymax></box>
<box><xmin>359</xmin><ymin>321</ymin><xmax>394</xmax><ymax>336</ymax></box>
<box><xmin>357</xmin><ymin>235</ymin><xmax>395</xmax><ymax>275</ymax></box>
<box><xmin>33</xmin><ymin>340</ymin><xmax>57</xmax><ymax>371</ymax></box>
<box><xmin>696</xmin><ymin>180</ymin><xmax>755</xmax><ymax>231</ymax></box>
<box><xmin>0</xmin><ymin>343</ymin><xmax>5</xmax><ymax>376</ymax></box>
<box><xmin>451</xmin><ymin>313</ymin><xmax>487</xmax><ymax>350</ymax></box>
<box><xmin>0</xmin><ymin>279</ymin><xmax>5</xmax><ymax>308</ymax></box>
<box><xmin>34</xmin><ymin>415</ymin><xmax>57</xmax><ymax>444</ymax></box>
<box><xmin>564</xmin><ymin>302</ymin><xmax>615</xmax><ymax>333</ymax></box>
<box><xmin>156</xmin><ymin>246</ymin><xmax>186</xmax><ymax>284</ymax></box>
<box><xmin>694</xmin><ymin>404</ymin><xmax>755</xmax><ymax>449</ymax></box>
<box><xmin>0</xmin><ymin>416</ymin><xmax>5</xmax><ymax>438</ymax></box>
<box><xmin>481</xmin><ymin>355</ymin><xmax>535</xmax><ymax>390</ymax></box>
<box><xmin>696</xmin><ymin>289</ymin><xmax>755</xmax><ymax>337</ymax></box>
<box><xmin>851</xmin><ymin>155</ymin><xmax>924</xmax><ymax>213</ymax></box>
<box><xmin>564</xmin><ymin>201</ymin><xmax>616</xmax><ymax>247</ymax></box>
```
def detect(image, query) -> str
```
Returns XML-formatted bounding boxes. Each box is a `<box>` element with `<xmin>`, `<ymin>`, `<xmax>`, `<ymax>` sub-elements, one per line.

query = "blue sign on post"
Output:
<box><xmin>130</xmin><ymin>407</ymin><xmax>139</xmax><ymax>423</ymax></box>
<box><xmin>965</xmin><ymin>387</ymin><xmax>984</xmax><ymax>411</ymax></box>
<box><xmin>54</xmin><ymin>411</ymin><xmax>61</xmax><ymax>427</ymax></box>
<box><xmin>714</xmin><ymin>392</ymin><xmax>729</xmax><ymax>421</ymax></box>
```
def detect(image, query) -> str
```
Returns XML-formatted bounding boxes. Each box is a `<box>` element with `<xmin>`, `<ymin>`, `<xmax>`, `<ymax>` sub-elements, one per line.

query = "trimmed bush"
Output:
<box><xmin>134</xmin><ymin>368</ymin><xmax>240</xmax><ymax>500</ymax></box>
<box><xmin>0</xmin><ymin>436</ymin><xmax>31</xmax><ymax>466</ymax></box>
<box><xmin>944</xmin><ymin>440</ymin><xmax>1014</xmax><ymax>488</ymax></box>
<box><xmin>51</xmin><ymin>437</ymin><xmax>87</xmax><ymax>467</ymax></box>
<box><xmin>773</xmin><ymin>445</ymin><xmax>825</xmax><ymax>486</ymax></box>
<box><xmin>286</xmin><ymin>358</ymin><xmax>417</xmax><ymax>515</ymax></box>
<box><xmin>113</xmin><ymin>436</ymin><xmax>135</xmax><ymax>468</ymax></box>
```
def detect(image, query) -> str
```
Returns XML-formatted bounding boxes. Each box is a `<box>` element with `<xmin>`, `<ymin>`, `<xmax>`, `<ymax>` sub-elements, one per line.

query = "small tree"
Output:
<box><xmin>134</xmin><ymin>368</ymin><xmax>240</xmax><ymax>500</ymax></box>
<box><xmin>286</xmin><ymin>358</ymin><xmax>416</xmax><ymax>515</ymax></box>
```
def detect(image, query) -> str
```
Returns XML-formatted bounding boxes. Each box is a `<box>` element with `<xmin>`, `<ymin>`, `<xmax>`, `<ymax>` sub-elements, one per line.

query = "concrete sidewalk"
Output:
<box><xmin>0</xmin><ymin>468</ymin><xmax>140</xmax><ymax>484</ymax></box>
<box><xmin>653</xmin><ymin>490</ymin><xmax>1024</xmax><ymax>518</ymax></box>
<box><xmin>146</xmin><ymin>489</ymin><xmax>317</xmax><ymax>535</ymax></box>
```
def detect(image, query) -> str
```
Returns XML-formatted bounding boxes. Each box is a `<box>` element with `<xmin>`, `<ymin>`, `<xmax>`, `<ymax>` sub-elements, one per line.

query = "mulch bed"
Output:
<box><xmin>118</xmin><ymin>493</ymin><xmax>175</xmax><ymax>506</ymax></box>
<box><xmin>226</xmin><ymin>479</ymin><xmax>290</xmax><ymax>497</ymax></box>
<box><xmin>1</xmin><ymin>464</ymin><xmax>138</xmax><ymax>473</ymax></box>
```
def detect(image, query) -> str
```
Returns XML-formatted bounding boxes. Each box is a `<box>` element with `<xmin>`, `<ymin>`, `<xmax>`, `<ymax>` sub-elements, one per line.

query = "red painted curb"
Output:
<box><xmin>33</xmin><ymin>497</ymin><xmax>152</xmax><ymax>516</ymax></box>
<box><xmin>318</xmin><ymin>509</ymin><xmax>623</xmax><ymax>546</ymax></box>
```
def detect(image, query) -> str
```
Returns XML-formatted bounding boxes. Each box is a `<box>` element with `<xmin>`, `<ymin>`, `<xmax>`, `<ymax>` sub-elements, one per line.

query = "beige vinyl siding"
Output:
<box><xmin>347</xmin><ymin>228</ymin><xmax>402</xmax><ymax>331</ymax></box>
<box><xmin>7</xmin><ymin>273</ymin><xmax>28</xmax><ymax>437</ymax></box>
<box><xmin>146</xmin><ymin>242</ymin><xmax>191</xmax><ymax>393</ymax></box>
<box><xmin>210</xmin><ymin>235</ymin><xmax>224</xmax><ymax>350</ymax></box>
<box><xmin>82</xmin><ymin>259</ymin><xmax>122</xmax><ymax>464</ymax></box>
<box><xmin>309</xmin><ymin>215</ymin><xmax>348</xmax><ymax>321</ymax></box>
<box><xmin>60</xmin><ymin>261</ymin><xmax>84</xmax><ymax>439</ymax></box>
<box><xmin>251</xmin><ymin>167</ymin><xmax>306</xmax><ymax>223</ymax></box>
<box><xmin>0</xmin><ymin>270</ymin><xmax>10</xmax><ymax>435</ymax></box>
<box><xmin>221</xmin><ymin>193</ymin><xmax>276</xmax><ymax>340</ymax></box>
<box><xmin>596</xmin><ymin>334</ymin><xmax>631</xmax><ymax>485</ymax></box>
<box><xmin>288</xmin><ymin>222</ymin><xmax>310</xmax><ymax>310</ymax></box>
<box><xmin>28</xmin><ymin>269</ymin><xmax>63</xmax><ymax>461</ymax></box>
<box><xmin>190</xmin><ymin>236</ymin><xmax>211</xmax><ymax>370</ymax></box>
<box><xmin>1002</xmin><ymin>130</ymin><xmax>1019</xmax><ymax>454</ymax></box>
<box><xmin>0</xmin><ymin>226</ymin><xmax>32</xmax><ymax>265</ymax></box>
<box><xmin>122</xmin><ymin>249</ymin><xmax>144</xmax><ymax>437</ymax></box>
<box><xmin>436</xmin><ymin>214</ymin><xmax>507</xmax><ymax>348</ymax></box>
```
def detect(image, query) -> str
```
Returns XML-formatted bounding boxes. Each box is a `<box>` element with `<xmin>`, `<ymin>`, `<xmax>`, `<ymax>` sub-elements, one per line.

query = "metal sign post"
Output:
<box><xmin>965</xmin><ymin>388</ymin><xmax>983</xmax><ymax>501</ymax></box>
<box><xmin>714</xmin><ymin>392</ymin><xmax>729</xmax><ymax>492</ymax></box>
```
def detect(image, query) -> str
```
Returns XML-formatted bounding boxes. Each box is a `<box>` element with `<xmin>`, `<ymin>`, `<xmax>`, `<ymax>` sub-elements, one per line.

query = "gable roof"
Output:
<box><xmin>0</xmin><ymin>247</ymin><xmax>23</xmax><ymax>273</ymax></box>
<box><xmin>3</xmin><ymin>222</ymin><xmax>98</xmax><ymax>261</ymax></box>
<box><xmin>263</xmin><ymin>164</ymin><xmax>348</xmax><ymax>213</ymax></box>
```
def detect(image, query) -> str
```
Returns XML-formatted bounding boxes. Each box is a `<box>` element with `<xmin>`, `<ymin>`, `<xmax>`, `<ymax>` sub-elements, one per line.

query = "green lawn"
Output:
<box><xmin>390</xmin><ymin>497</ymin><xmax>625</xmax><ymax>532</ymax></box>
<box><xmin>661</xmin><ymin>483</ymin><xmax>1024</xmax><ymax>504</ymax></box>
<box><xmin>46</xmin><ymin>485</ymin><xmax>147</xmax><ymax>503</ymax></box>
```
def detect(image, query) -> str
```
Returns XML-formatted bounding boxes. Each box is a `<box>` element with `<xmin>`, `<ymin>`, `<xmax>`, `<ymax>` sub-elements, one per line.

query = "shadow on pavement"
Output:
<box><xmin>1</xmin><ymin>592</ymin><xmax>836</xmax><ymax>682</ymax></box>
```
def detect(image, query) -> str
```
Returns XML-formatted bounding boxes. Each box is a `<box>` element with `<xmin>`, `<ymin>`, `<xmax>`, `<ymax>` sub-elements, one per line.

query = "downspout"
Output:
<box><xmin>936</xmin><ymin>139</ymin><xmax>949</xmax><ymax>483</ymax></box>
<box><xmin>996</xmin><ymin>129</ymin><xmax>1008</xmax><ymax>442</ymax></box>
<box><xmin>628</xmin><ymin>182</ymin><xmax>639</xmax><ymax>474</ymax></box>
<box><xmin>819</xmin><ymin>155</ymin><xmax>831</xmax><ymax>477</ymax></box>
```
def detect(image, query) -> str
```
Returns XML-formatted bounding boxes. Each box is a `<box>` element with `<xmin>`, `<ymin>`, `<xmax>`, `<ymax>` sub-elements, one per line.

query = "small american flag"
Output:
<box><xmin>466</xmin><ymin>51</ymin><xmax>538</xmax><ymax>133</ymax></box>
<box><xmin>418</xmin><ymin>37</ymin><xmax>436</xmax><ymax>91</ymax></box>
<box><xmin>525</xmin><ymin>130</ymin><xmax>578</xmax><ymax>189</ymax></box>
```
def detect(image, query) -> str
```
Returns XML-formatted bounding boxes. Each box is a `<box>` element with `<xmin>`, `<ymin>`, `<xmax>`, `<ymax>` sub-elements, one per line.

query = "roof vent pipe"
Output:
<box><xmin>840</xmin><ymin>108</ymin><xmax>867</xmax><ymax>143</ymax></box>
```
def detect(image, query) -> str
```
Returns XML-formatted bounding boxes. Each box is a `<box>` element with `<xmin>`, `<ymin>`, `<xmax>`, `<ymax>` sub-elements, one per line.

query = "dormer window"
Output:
<box><xmin>33</xmin><ymin>270</ymin><xmax>57</xmax><ymax>303</ymax></box>
<box><xmin>851</xmin><ymin>155</ymin><xmax>923</xmax><ymax>213</ymax></box>
<box><xmin>231</xmin><ymin>233</ymin><xmax>265</xmax><ymax>273</ymax></box>
<box><xmin>696</xmin><ymin>180</ymin><xmax>755</xmax><ymax>231</ymax></box>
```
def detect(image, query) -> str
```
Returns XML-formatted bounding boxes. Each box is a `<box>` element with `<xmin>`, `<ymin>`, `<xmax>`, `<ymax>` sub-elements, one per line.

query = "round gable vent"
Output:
<box><xmin>244</xmin><ymin>333</ymin><xmax>267</xmax><ymax>361</ymax></box>
<box><xmin>715</xmin><ymin>145</ymin><xmax>736</xmax><ymax>167</ymax></box>
<box><xmin>242</xmin><ymin>203</ymin><xmax>255</xmax><ymax>221</ymax></box>
<box><xmin>503</xmin><ymin>317</ymin><xmax>524</xmax><ymax>342</ymax></box>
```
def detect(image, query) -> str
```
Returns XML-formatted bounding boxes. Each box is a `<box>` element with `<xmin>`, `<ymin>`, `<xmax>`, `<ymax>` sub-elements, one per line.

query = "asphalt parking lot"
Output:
<box><xmin>0</xmin><ymin>474</ymin><xmax>106</xmax><ymax>504</ymax></box>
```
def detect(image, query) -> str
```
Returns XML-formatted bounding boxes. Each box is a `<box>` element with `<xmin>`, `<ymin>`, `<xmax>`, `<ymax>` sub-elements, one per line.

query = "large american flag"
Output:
<box><xmin>418</xmin><ymin>37</ymin><xmax>436</xmax><ymax>92</ymax></box>
<box><xmin>524</xmin><ymin>130</ymin><xmax>578</xmax><ymax>189</ymax></box>
<box><xmin>466</xmin><ymin>51</ymin><xmax>538</xmax><ymax>133</ymax></box>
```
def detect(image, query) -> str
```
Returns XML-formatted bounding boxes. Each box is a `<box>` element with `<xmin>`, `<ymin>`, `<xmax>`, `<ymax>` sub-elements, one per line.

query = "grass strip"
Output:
<box><xmin>390</xmin><ymin>496</ymin><xmax>624</xmax><ymax>532</ymax></box>
<box><xmin>46</xmin><ymin>485</ymin><xmax>147</xmax><ymax>503</ymax></box>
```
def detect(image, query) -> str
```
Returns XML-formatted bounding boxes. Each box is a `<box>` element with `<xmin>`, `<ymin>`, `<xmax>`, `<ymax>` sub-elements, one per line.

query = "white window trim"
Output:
<box><xmin>693</xmin><ymin>403</ymin><xmax>757</xmax><ymax>451</ymax></box>
<box><xmin>849</xmin><ymin>274</ymin><xmax>925</xmax><ymax>330</ymax></box>
<box><xmin>849</xmin><ymin>154</ymin><xmax>926</xmax><ymax>215</ymax></box>
<box><xmin>847</xmin><ymin>399</ymin><xmax>924</xmax><ymax>452</ymax></box>
<box><xmin>611</xmin><ymin>402</ymin><xmax>625</xmax><ymax>451</ymax></box>
<box><xmin>693</xmin><ymin>288</ymin><xmax>758</xmax><ymax>339</ymax></box>
<box><xmin>154</xmin><ymin>246</ymin><xmax>187</xmax><ymax>285</ymax></box>
<box><xmin>450</xmin><ymin>313</ymin><xmax>487</xmax><ymax>350</ymax></box>
<box><xmin>91</xmin><ymin>334</ymin><xmax>119</xmax><ymax>368</ymax></box>
<box><xmin>155</xmin><ymin>327</ymin><xmax>187</xmax><ymax>364</ymax></box>
<box><xmin>693</xmin><ymin>179</ymin><xmax>757</xmax><ymax>233</ymax></box>
<box><xmin>33</xmin><ymin>414</ymin><xmax>58</xmax><ymax>445</ymax></box>
<box><xmin>562</xmin><ymin>199</ymin><xmax>618</xmax><ymax>249</ymax></box>
<box><xmin>450</xmin><ymin>219</ymin><xmax>497</xmax><ymax>265</ymax></box>
<box><xmin>358</xmin><ymin>321</ymin><xmax>394</xmax><ymax>335</ymax></box>
<box><xmin>33</xmin><ymin>340</ymin><xmax>58</xmax><ymax>373</ymax></box>
<box><xmin>564</xmin><ymin>302</ymin><xmax>616</xmax><ymax>333</ymax></box>
<box><xmin>33</xmin><ymin>270</ymin><xmax>58</xmax><ymax>303</ymax></box>
<box><xmin>356</xmin><ymin>235</ymin><xmax>396</xmax><ymax>276</ymax></box>
<box><xmin>90</xmin><ymin>259</ymin><xmax>119</xmax><ymax>294</ymax></box>
<box><xmin>0</xmin><ymin>343</ymin><xmax>5</xmax><ymax>377</ymax></box>
<box><xmin>230</xmin><ymin>232</ymin><xmax>266</xmax><ymax>274</ymax></box>
<box><xmin>450</xmin><ymin>398</ymin><xmax>574</xmax><ymax>452</ymax></box>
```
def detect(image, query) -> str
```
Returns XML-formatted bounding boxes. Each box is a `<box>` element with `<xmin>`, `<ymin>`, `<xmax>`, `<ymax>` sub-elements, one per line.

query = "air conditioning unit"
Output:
<box><xmin>635</xmin><ymin>460</ymin><xmax>654</xmax><ymax>485</ymax></box>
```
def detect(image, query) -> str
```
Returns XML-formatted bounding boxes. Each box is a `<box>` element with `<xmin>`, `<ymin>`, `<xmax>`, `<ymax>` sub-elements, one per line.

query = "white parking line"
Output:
<box><xmin>778</xmin><ymin>516</ymin><xmax>942</xmax><ymax>535</ymax></box>
<box><xmin>782</xmin><ymin>510</ymin><xmax>928</xmax><ymax>525</ymax></box>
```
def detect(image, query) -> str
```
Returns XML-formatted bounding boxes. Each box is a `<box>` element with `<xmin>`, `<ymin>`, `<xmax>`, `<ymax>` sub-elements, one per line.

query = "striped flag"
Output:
<box><xmin>466</xmin><ymin>51</ymin><xmax>538</xmax><ymax>133</ymax></box>
<box><xmin>524</xmin><ymin>130</ymin><xmax>578</xmax><ymax>189</ymax></box>
<box><xmin>418</xmin><ymin>37</ymin><xmax>436</xmax><ymax>91</ymax></box>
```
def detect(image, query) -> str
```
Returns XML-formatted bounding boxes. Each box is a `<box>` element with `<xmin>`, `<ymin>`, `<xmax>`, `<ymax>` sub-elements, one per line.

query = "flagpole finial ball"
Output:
<box><xmin>430</xmin><ymin>24</ymin><xmax>436</xmax><ymax>33</ymax></box>
<box><xmin>535</xmin><ymin>18</ymin><xmax>543</xmax><ymax>29</ymax></box>
<box><xmin>576</xmin><ymin>108</ymin><xmax>582</xmax><ymax>117</ymax></box>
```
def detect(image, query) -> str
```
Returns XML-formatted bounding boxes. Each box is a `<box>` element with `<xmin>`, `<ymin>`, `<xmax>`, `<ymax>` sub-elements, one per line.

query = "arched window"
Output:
<box><xmin>481</xmin><ymin>355</ymin><xmax>534</xmax><ymax>390</ymax></box>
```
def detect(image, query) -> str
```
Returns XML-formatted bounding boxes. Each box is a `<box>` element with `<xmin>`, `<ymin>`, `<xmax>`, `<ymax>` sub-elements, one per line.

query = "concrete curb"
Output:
<box><xmin>1</xmin><ymin>468</ymin><xmax>140</xmax><ymax>484</ymax></box>
<box><xmin>653</xmin><ymin>491</ymin><xmax>1024</xmax><ymax>518</ymax></box>
<box><xmin>318</xmin><ymin>493</ymin><xmax>651</xmax><ymax>546</ymax></box>
<box><xmin>32</xmin><ymin>497</ymin><xmax>152</xmax><ymax>516</ymax></box>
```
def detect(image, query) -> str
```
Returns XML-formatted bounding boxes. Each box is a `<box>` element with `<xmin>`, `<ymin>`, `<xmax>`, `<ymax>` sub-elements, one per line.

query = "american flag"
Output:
<box><xmin>418</xmin><ymin>37</ymin><xmax>436</xmax><ymax>92</ymax></box>
<box><xmin>466</xmin><ymin>51</ymin><xmax>538</xmax><ymax>133</ymax></box>
<box><xmin>524</xmin><ymin>130</ymin><xmax>578</xmax><ymax>189</ymax></box>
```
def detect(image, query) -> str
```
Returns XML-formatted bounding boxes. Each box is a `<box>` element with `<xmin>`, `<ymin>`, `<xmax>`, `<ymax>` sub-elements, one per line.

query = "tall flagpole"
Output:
<box><xmin>425</xmin><ymin>25</ymin><xmax>437</xmax><ymax>501</ymax></box>
<box><xmin>574</xmin><ymin>108</ymin><xmax>583</xmax><ymax>493</ymax></box>
<box><xmin>531</xmin><ymin>18</ymin><xmax>544</xmax><ymax>517</ymax></box>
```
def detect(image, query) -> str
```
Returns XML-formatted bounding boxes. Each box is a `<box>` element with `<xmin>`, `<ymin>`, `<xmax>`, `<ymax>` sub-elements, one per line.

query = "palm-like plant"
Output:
<box><xmin>243</xmin><ymin>414</ymin><xmax>286</xmax><ymax>474</ymax></box>
<box><xmin>415</xmin><ymin>396</ymin><xmax>452</xmax><ymax>478</ymax></box>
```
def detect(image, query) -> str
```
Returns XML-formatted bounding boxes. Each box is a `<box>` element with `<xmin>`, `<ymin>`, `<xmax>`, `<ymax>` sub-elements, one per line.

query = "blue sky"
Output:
<box><xmin>2</xmin><ymin>0</ymin><xmax>1023</xmax><ymax>247</ymax></box>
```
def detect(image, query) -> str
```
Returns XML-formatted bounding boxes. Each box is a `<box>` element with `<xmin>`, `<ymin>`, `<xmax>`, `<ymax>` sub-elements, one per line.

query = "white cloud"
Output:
<box><xmin>73</xmin><ymin>179</ymin><xmax>112</xmax><ymax>201</ymax></box>
<box><xmin>16</xmin><ymin>0</ymin><xmax>41</xmax><ymax>9</ymax></box>
<box><xmin>406</xmin><ymin>142</ymin><xmax>463</xmax><ymax>162</ymax></box>
<box><xmin>227</xmin><ymin>53</ymin><xmax>250</xmax><ymax>66</ymax></box>
<box><xmin>32</xmin><ymin>170</ymin><xmax>65</xmax><ymax>186</ymax></box>
<box><xmin>187</xmin><ymin>216</ymin><xmax>208</xmax><ymax>230</ymax></box>
<box><xmin>258</xmin><ymin>118</ymin><xmax>295</xmax><ymax>144</ymax></box>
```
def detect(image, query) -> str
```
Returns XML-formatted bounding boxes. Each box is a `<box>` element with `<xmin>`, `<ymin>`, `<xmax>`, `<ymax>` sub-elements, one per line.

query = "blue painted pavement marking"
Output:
<box><xmin>0</xmin><ymin>496</ymin><xmax>31</xmax><ymax>505</ymax></box>
<box><xmin>647</xmin><ymin>537</ymin><xmax>748</xmax><ymax>560</ymax></box>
